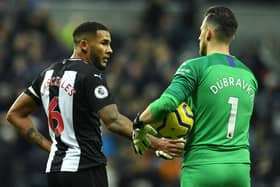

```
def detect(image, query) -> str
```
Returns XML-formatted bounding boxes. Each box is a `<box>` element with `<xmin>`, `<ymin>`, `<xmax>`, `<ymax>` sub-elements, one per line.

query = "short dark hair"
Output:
<box><xmin>73</xmin><ymin>21</ymin><xmax>109</xmax><ymax>44</ymax></box>
<box><xmin>205</xmin><ymin>6</ymin><xmax>238</xmax><ymax>42</ymax></box>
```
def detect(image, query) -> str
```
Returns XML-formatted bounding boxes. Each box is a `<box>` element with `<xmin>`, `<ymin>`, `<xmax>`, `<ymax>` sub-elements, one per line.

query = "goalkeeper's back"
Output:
<box><xmin>183</xmin><ymin>53</ymin><xmax>258</xmax><ymax>166</ymax></box>
<box><xmin>178</xmin><ymin>5</ymin><xmax>257</xmax><ymax>187</ymax></box>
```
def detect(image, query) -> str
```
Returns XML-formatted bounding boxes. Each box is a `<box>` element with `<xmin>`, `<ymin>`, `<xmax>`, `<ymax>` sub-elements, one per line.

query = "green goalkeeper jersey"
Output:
<box><xmin>162</xmin><ymin>53</ymin><xmax>258</xmax><ymax>166</ymax></box>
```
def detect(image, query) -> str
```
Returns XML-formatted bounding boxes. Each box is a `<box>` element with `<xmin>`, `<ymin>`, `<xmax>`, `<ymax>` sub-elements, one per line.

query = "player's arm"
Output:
<box><xmin>139</xmin><ymin>60</ymin><xmax>198</xmax><ymax>125</ymax></box>
<box><xmin>6</xmin><ymin>93</ymin><xmax>52</xmax><ymax>153</ymax></box>
<box><xmin>98</xmin><ymin>104</ymin><xmax>185</xmax><ymax>156</ymax></box>
<box><xmin>98</xmin><ymin>103</ymin><xmax>158</xmax><ymax>143</ymax></box>
<box><xmin>98</xmin><ymin>104</ymin><xmax>132</xmax><ymax>139</ymax></box>
<box><xmin>139</xmin><ymin>94</ymin><xmax>179</xmax><ymax>124</ymax></box>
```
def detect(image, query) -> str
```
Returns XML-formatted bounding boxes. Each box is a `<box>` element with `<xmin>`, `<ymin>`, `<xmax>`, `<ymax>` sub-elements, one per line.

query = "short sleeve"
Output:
<box><xmin>84</xmin><ymin>73</ymin><xmax>115</xmax><ymax>112</ymax></box>
<box><xmin>24</xmin><ymin>71</ymin><xmax>43</xmax><ymax>105</ymax></box>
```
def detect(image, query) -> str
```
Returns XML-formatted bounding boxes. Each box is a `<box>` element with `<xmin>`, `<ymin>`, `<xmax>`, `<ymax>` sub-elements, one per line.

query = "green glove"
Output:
<box><xmin>155</xmin><ymin>150</ymin><xmax>174</xmax><ymax>160</ymax></box>
<box><xmin>132</xmin><ymin>124</ymin><xmax>158</xmax><ymax>155</ymax></box>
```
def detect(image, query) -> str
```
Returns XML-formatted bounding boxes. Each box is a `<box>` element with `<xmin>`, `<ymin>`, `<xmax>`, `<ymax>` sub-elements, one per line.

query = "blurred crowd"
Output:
<box><xmin>0</xmin><ymin>0</ymin><xmax>279</xmax><ymax>187</ymax></box>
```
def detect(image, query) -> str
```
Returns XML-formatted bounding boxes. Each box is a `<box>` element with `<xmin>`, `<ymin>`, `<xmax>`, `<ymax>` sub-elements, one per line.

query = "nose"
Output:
<box><xmin>107</xmin><ymin>45</ymin><xmax>113</xmax><ymax>54</ymax></box>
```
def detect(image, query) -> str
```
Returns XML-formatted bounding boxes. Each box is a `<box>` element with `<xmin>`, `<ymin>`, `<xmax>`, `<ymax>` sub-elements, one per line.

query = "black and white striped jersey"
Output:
<box><xmin>25</xmin><ymin>59</ymin><xmax>115</xmax><ymax>173</ymax></box>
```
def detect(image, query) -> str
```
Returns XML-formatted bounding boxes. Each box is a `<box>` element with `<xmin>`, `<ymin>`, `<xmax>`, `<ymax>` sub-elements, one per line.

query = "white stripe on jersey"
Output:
<box><xmin>40</xmin><ymin>70</ymin><xmax>56</xmax><ymax>172</ymax></box>
<box><xmin>40</xmin><ymin>69</ymin><xmax>54</xmax><ymax>134</ymax></box>
<box><xmin>59</xmin><ymin>71</ymin><xmax>81</xmax><ymax>172</ymax></box>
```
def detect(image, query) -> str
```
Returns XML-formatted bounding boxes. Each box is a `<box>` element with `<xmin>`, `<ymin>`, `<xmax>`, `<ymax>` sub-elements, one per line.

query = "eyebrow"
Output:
<box><xmin>100</xmin><ymin>38</ymin><xmax>111</xmax><ymax>44</ymax></box>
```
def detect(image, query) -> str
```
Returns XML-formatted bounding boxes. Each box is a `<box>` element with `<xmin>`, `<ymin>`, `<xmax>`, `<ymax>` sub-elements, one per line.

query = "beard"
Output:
<box><xmin>199</xmin><ymin>41</ymin><xmax>207</xmax><ymax>56</ymax></box>
<box><xmin>91</xmin><ymin>53</ymin><xmax>106</xmax><ymax>71</ymax></box>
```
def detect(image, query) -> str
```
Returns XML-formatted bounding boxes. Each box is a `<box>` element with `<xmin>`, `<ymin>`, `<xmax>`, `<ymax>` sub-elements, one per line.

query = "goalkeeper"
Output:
<box><xmin>133</xmin><ymin>6</ymin><xmax>258</xmax><ymax>187</ymax></box>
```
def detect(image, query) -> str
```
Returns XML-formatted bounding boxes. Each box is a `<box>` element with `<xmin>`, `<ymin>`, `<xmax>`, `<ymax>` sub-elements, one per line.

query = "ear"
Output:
<box><xmin>79</xmin><ymin>39</ymin><xmax>89</xmax><ymax>53</ymax></box>
<box><xmin>206</xmin><ymin>28</ymin><xmax>213</xmax><ymax>41</ymax></box>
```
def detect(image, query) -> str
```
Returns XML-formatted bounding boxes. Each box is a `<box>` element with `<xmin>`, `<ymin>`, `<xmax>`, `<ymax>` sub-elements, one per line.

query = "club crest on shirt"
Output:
<box><xmin>94</xmin><ymin>85</ymin><xmax>108</xmax><ymax>99</ymax></box>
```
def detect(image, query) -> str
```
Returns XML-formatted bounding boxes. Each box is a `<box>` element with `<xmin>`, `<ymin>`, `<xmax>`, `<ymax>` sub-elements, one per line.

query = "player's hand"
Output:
<box><xmin>132</xmin><ymin>124</ymin><xmax>158</xmax><ymax>155</ymax></box>
<box><xmin>154</xmin><ymin>138</ymin><xmax>186</xmax><ymax>158</ymax></box>
<box><xmin>132</xmin><ymin>112</ymin><xmax>158</xmax><ymax>155</ymax></box>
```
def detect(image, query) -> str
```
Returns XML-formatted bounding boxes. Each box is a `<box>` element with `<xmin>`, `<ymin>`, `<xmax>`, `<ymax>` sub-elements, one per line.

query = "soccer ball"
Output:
<box><xmin>151</xmin><ymin>102</ymin><xmax>194</xmax><ymax>139</ymax></box>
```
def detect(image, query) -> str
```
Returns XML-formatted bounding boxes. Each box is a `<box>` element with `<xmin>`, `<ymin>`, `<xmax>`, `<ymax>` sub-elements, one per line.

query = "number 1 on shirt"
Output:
<box><xmin>227</xmin><ymin>97</ymin><xmax>239</xmax><ymax>139</ymax></box>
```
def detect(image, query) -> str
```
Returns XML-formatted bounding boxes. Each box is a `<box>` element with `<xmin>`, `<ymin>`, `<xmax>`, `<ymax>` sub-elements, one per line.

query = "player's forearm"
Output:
<box><xmin>99</xmin><ymin>104</ymin><xmax>133</xmax><ymax>139</ymax></box>
<box><xmin>106</xmin><ymin>114</ymin><xmax>133</xmax><ymax>139</ymax></box>
<box><xmin>146</xmin><ymin>95</ymin><xmax>179</xmax><ymax>121</ymax></box>
<box><xmin>25</xmin><ymin>127</ymin><xmax>52</xmax><ymax>152</ymax></box>
<box><xmin>139</xmin><ymin>106</ymin><xmax>154</xmax><ymax>123</ymax></box>
<box><xmin>7</xmin><ymin>114</ymin><xmax>51</xmax><ymax>152</ymax></box>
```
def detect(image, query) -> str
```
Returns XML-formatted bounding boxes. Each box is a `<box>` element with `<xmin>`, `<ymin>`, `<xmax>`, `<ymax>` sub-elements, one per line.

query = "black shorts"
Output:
<box><xmin>47</xmin><ymin>165</ymin><xmax>108</xmax><ymax>187</ymax></box>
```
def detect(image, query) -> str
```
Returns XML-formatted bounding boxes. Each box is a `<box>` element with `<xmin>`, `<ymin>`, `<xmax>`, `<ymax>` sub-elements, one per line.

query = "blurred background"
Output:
<box><xmin>0</xmin><ymin>0</ymin><xmax>280</xmax><ymax>186</ymax></box>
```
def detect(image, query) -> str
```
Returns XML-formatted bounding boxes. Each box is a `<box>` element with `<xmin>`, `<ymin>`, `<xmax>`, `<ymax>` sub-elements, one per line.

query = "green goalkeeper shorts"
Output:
<box><xmin>181</xmin><ymin>163</ymin><xmax>250</xmax><ymax>187</ymax></box>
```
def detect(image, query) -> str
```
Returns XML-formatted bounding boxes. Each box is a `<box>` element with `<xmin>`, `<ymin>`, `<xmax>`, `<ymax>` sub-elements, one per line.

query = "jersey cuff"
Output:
<box><xmin>150</xmin><ymin>94</ymin><xmax>179</xmax><ymax>121</ymax></box>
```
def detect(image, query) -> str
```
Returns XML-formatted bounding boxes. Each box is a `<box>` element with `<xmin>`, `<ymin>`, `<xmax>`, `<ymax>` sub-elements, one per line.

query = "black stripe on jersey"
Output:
<box><xmin>24</xmin><ymin>88</ymin><xmax>41</xmax><ymax>105</ymax></box>
<box><xmin>50</xmin><ymin>137</ymin><xmax>69</xmax><ymax>172</ymax></box>
<box><xmin>49</xmin><ymin>64</ymin><xmax>69</xmax><ymax>172</ymax></box>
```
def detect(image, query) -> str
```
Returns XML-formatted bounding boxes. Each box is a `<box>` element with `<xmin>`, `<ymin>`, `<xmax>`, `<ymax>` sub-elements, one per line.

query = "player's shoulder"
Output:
<box><xmin>231</xmin><ymin>56</ymin><xmax>256</xmax><ymax>77</ymax></box>
<box><xmin>233</xmin><ymin>57</ymin><xmax>252</xmax><ymax>72</ymax></box>
<box><xmin>65</xmin><ymin>58</ymin><xmax>93</xmax><ymax>71</ymax></box>
<box><xmin>39</xmin><ymin>61</ymin><xmax>60</xmax><ymax>75</ymax></box>
<box><xmin>175</xmin><ymin>56</ymin><xmax>206</xmax><ymax>76</ymax></box>
<box><xmin>64</xmin><ymin>59</ymin><xmax>103</xmax><ymax>76</ymax></box>
<box><xmin>234</xmin><ymin>57</ymin><xmax>258</xmax><ymax>85</ymax></box>
<box><xmin>178</xmin><ymin>56</ymin><xmax>207</xmax><ymax>71</ymax></box>
<box><xmin>182</xmin><ymin>56</ymin><xmax>207</xmax><ymax>66</ymax></box>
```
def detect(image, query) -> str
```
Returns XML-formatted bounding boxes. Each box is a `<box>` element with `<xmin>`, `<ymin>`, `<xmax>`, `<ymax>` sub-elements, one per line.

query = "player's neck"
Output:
<box><xmin>207</xmin><ymin>42</ymin><xmax>230</xmax><ymax>56</ymax></box>
<box><xmin>70</xmin><ymin>49</ymin><xmax>91</xmax><ymax>64</ymax></box>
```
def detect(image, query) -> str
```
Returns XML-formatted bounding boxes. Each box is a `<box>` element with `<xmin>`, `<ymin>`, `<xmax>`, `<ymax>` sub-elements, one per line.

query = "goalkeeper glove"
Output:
<box><xmin>132</xmin><ymin>112</ymin><xmax>157</xmax><ymax>155</ymax></box>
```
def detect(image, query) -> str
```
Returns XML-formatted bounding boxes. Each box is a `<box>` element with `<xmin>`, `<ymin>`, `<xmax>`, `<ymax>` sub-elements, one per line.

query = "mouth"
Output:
<box><xmin>103</xmin><ymin>57</ymin><xmax>110</xmax><ymax>63</ymax></box>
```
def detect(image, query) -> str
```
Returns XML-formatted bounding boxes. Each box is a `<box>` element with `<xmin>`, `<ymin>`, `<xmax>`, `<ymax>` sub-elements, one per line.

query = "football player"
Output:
<box><xmin>133</xmin><ymin>6</ymin><xmax>258</xmax><ymax>187</ymax></box>
<box><xmin>6</xmin><ymin>21</ymin><xmax>185</xmax><ymax>187</ymax></box>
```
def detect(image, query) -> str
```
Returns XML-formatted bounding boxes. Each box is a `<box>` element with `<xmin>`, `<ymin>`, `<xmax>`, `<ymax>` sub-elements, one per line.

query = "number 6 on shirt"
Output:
<box><xmin>48</xmin><ymin>96</ymin><xmax>64</xmax><ymax>136</ymax></box>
